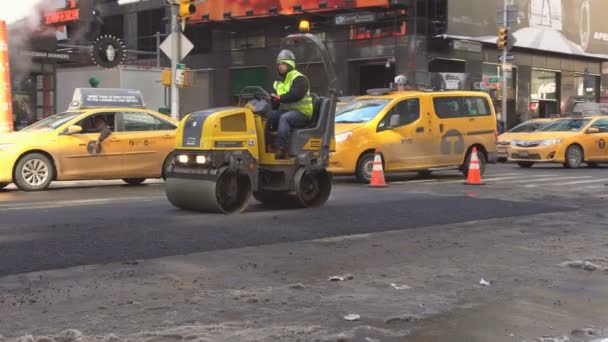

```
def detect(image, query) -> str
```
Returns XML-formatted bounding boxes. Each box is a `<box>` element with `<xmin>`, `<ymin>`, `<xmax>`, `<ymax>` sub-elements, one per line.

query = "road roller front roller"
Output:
<box><xmin>164</xmin><ymin>33</ymin><xmax>338</xmax><ymax>214</ymax></box>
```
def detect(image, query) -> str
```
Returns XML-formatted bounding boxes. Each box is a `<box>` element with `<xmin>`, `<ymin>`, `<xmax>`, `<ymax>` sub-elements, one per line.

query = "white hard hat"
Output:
<box><xmin>394</xmin><ymin>75</ymin><xmax>407</xmax><ymax>84</ymax></box>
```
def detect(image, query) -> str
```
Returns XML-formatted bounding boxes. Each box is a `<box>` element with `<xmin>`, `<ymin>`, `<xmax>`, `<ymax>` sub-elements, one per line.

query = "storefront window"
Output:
<box><xmin>531</xmin><ymin>70</ymin><xmax>557</xmax><ymax>101</ymax></box>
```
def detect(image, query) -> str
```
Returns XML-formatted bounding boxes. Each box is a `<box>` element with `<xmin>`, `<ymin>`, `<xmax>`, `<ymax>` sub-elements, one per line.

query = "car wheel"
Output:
<box><xmin>462</xmin><ymin>148</ymin><xmax>487</xmax><ymax>177</ymax></box>
<box><xmin>15</xmin><ymin>153</ymin><xmax>55</xmax><ymax>191</ymax></box>
<box><xmin>122</xmin><ymin>178</ymin><xmax>146</xmax><ymax>185</ymax></box>
<box><xmin>161</xmin><ymin>153</ymin><xmax>174</xmax><ymax>181</ymax></box>
<box><xmin>355</xmin><ymin>152</ymin><xmax>378</xmax><ymax>184</ymax></box>
<box><xmin>517</xmin><ymin>161</ymin><xmax>534</xmax><ymax>168</ymax></box>
<box><xmin>564</xmin><ymin>145</ymin><xmax>584</xmax><ymax>169</ymax></box>
<box><xmin>0</xmin><ymin>183</ymin><xmax>8</xmax><ymax>190</ymax></box>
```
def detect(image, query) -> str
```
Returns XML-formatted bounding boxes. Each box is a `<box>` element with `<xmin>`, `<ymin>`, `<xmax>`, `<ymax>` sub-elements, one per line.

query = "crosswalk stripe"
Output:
<box><xmin>558</xmin><ymin>178</ymin><xmax>608</xmax><ymax>185</ymax></box>
<box><xmin>409</xmin><ymin>174</ymin><xmax>555</xmax><ymax>185</ymax></box>
<box><xmin>518</xmin><ymin>176</ymin><xmax>594</xmax><ymax>187</ymax></box>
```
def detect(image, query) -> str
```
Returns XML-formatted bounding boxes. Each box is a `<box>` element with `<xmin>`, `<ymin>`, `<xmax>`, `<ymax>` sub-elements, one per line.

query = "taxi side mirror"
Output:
<box><xmin>66</xmin><ymin>125</ymin><xmax>83</xmax><ymax>135</ymax></box>
<box><xmin>586</xmin><ymin>127</ymin><xmax>600</xmax><ymax>134</ymax></box>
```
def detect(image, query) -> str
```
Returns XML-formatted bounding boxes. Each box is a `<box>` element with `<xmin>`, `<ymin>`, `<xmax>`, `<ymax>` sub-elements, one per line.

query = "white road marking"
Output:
<box><xmin>405</xmin><ymin>174</ymin><xmax>555</xmax><ymax>185</ymax></box>
<box><xmin>557</xmin><ymin>178</ymin><xmax>608</xmax><ymax>186</ymax></box>
<box><xmin>0</xmin><ymin>196</ymin><xmax>164</xmax><ymax>211</ymax></box>
<box><xmin>520</xmin><ymin>176</ymin><xmax>594</xmax><ymax>187</ymax></box>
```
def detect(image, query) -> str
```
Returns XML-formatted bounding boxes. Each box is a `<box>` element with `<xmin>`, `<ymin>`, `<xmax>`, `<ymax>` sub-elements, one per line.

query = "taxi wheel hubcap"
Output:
<box><xmin>363</xmin><ymin>159</ymin><xmax>374</xmax><ymax>180</ymax></box>
<box><xmin>567</xmin><ymin>148</ymin><xmax>582</xmax><ymax>165</ymax></box>
<box><xmin>22</xmin><ymin>159</ymin><xmax>49</xmax><ymax>186</ymax></box>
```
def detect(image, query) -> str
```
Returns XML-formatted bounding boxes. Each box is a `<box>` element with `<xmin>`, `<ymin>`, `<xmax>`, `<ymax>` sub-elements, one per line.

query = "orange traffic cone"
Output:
<box><xmin>369</xmin><ymin>150</ymin><xmax>388</xmax><ymax>187</ymax></box>
<box><xmin>465</xmin><ymin>147</ymin><xmax>484</xmax><ymax>185</ymax></box>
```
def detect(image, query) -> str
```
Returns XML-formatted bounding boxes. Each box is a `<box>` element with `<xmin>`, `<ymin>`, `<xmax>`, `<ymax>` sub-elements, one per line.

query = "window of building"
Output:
<box><xmin>231</xmin><ymin>31</ymin><xmax>265</xmax><ymax>50</ymax></box>
<box><xmin>185</xmin><ymin>25</ymin><xmax>212</xmax><ymax>54</ymax></box>
<box><xmin>137</xmin><ymin>8</ymin><xmax>166</xmax><ymax>51</ymax></box>
<box><xmin>101</xmin><ymin>14</ymin><xmax>124</xmax><ymax>38</ymax></box>
<box><xmin>348</xmin><ymin>10</ymin><xmax>407</xmax><ymax>40</ymax></box>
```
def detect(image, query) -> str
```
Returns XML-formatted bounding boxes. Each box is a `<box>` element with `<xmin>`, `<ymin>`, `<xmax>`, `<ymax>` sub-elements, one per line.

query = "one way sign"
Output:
<box><xmin>498</xmin><ymin>54</ymin><xmax>515</xmax><ymax>63</ymax></box>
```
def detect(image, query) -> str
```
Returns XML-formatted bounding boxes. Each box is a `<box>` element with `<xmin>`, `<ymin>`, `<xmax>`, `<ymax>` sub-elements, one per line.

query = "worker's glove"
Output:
<box><xmin>270</xmin><ymin>94</ymin><xmax>281</xmax><ymax>104</ymax></box>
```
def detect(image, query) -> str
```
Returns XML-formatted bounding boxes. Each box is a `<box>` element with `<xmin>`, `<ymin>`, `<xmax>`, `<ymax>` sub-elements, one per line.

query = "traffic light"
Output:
<box><xmin>497</xmin><ymin>27</ymin><xmax>508</xmax><ymax>49</ymax></box>
<box><xmin>179</xmin><ymin>0</ymin><xmax>196</xmax><ymax>20</ymax></box>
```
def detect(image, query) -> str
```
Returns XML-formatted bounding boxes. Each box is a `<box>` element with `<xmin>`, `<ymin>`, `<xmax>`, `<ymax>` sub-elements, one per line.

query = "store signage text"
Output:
<box><xmin>20</xmin><ymin>50</ymin><xmax>71</xmax><ymax>60</ymax></box>
<box><xmin>45</xmin><ymin>8</ymin><xmax>80</xmax><ymax>25</ymax></box>
<box><xmin>335</xmin><ymin>12</ymin><xmax>376</xmax><ymax>25</ymax></box>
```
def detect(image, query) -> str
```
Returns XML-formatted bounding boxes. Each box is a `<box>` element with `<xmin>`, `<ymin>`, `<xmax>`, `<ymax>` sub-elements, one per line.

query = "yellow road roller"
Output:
<box><xmin>164</xmin><ymin>33</ymin><xmax>337</xmax><ymax>214</ymax></box>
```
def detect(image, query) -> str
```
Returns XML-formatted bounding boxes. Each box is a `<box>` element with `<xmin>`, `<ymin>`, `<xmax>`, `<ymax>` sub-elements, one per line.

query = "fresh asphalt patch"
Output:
<box><xmin>0</xmin><ymin>190</ymin><xmax>573</xmax><ymax>276</ymax></box>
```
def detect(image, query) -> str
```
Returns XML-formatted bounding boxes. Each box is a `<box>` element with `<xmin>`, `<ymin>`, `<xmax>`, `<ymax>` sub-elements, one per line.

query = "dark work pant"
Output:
<box><xmin>265</xmin><ymin>109</ymin><xmax>309</xmax><ymax>149</ymax></box>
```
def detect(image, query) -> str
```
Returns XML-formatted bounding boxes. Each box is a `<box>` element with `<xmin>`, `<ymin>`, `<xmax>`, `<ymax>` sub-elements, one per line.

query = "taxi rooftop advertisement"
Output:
<box><xmin>194</xmin><ymin>0</ymin><xmax>389</xmax><ymax>21</ymax></box>
<box><xmin>68</xmin><ymin>88</ymin><xmax>145</xmax><ymax>111</ymax></box>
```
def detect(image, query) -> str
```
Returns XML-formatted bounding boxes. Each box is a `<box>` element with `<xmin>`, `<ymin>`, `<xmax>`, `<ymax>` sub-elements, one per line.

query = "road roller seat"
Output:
<box><xmin>288</xmin><ymin>94</ymin><xmax>332</xmax><ymax>156</ymax></box>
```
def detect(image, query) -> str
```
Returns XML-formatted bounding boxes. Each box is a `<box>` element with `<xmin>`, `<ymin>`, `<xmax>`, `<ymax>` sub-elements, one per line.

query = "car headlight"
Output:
<box><xmin>539</xmin><ymin>139</ymin><xmax>561</xmax><ymax>146</ymax></box>
<box><xmin>195</xmin><ymin>155</ymin><xmax>207</xmax><ymax>164</ymax></box>
<box><xmin>510</xmin><ymin>140</ymin><xmax>519</xmax><ymax>146</ymax></box>
<box><xmin>335</xmin><ymin>131</ymin><xmax>353</xmax><ymax>143</ymax></box>
<box><xmin>0</xmin><ymin>143</ymin><xmax>15</xmax><ymax>151</ymax></box>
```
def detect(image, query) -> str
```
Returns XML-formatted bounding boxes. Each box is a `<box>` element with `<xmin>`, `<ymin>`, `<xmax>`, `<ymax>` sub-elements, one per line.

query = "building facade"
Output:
<box><xmin>8</xmin><ymin>0</ymin><xmax>608</xmax><ymax>129</ymax></box>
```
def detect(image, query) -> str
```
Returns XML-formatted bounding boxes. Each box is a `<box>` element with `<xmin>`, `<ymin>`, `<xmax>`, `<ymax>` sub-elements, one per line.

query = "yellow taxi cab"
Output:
<box><xmin>329</xmin><ymin>89</ymin><xmax>498</xmax><ymax>182</ymax></box>
<box><xmin>497</xmin><ymin>118</ymin><xmax>555</xmax><ymax>162</ymax></box>
<box><xmin>508</xmin><ymin>115</ymin><xmax>608</xmax><ymax>168</ymax></box>
<box><xmin>0</xmin><ymin>88</ymin><xmax>178</xmax><ymax>191</ymax></box>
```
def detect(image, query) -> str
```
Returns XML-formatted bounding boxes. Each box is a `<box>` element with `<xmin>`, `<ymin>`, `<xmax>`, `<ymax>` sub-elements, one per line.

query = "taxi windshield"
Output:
<box><xmin>335</xmin><ymin>99</ymin><xmax>391</xmax><ymax>123</ymax></box>
<box><xmin>508</xmin><ymin>121</ymin><xmax>551</xmax><ymax>133</ymax></box>
<box><xmin>538</xmin><ymin>118</ymin><xmax>591</xmax><ymax>132</ymax></box>
<box><xmin>20</xmin><ymin>112</ymin><xmax>82</xmax><ymax>132</ymax></box>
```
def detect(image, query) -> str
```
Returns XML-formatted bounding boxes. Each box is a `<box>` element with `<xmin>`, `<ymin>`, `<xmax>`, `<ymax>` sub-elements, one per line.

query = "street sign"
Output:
<box><xmin>498</xmin><ymin>54</ymin><xmax>515</xmax><ymax>62</ymax></box>
<box><xmin>502</xmin><ymin>63</ymin><xmax>513</xmax><ymax>71</ymax></box>
<box><xmin>160</xmin><ymin>32</ymin><xmax>194</xmax><ymax>61</ymax></box>
<box><xmin>174</xmin><ymin>63</ymin><xmax>186</xmax><ymax>86</ymax></box>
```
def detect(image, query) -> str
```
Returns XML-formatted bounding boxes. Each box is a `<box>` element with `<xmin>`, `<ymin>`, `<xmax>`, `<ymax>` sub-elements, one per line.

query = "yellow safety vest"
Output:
<box><xmin>273</xmin><ymin>70</ymin><xmax>313</xmax><ymax>118</ymax></box>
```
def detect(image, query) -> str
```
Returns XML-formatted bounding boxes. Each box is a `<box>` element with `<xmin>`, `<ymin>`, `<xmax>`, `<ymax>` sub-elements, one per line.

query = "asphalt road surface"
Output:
<box><xmin>1</xmin><ymin>163</ymin><xmax>599</xmax><ymax>277</ymax></box>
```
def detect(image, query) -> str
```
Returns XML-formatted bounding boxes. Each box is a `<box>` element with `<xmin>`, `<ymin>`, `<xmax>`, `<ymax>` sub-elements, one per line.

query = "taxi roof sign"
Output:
<box><xmin>68</xmin><ymin>88</ymin><xmax>146</xmax><ymax>111</ymax></box>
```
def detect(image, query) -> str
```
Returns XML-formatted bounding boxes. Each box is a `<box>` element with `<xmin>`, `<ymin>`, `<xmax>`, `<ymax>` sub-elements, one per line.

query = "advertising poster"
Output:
<box><xmin>430</xmin><ymin>73</ymin><xmax>468</xmax><ymax>90</ymax></box>
<box><xmin>195</xmin><ymin>0</ymin><xmax>388</xmax><ymax>21</ymax></box>
<box><xmin>447</xmin><ymin>0</ymin><xmax>608</xmax><ymax>58</ymax></box>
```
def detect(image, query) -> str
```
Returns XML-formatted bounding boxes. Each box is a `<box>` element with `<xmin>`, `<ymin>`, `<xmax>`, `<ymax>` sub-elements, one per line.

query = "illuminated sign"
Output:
<box><xmin>196</xmin><ymin>0</ymin><xmax>388</xmax><ymax>22</ymax></box>
<box><xmin>45</xmin><ymin>8</ymin><xmax>80</xmax><ymax>25</ymax></box>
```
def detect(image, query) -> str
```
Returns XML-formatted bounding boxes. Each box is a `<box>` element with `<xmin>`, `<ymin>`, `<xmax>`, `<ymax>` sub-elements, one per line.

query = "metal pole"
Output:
<box><xmin>156</xmin><ymin>31</ymin><xmax>161</xmax><ymax>68</ymax></box>
<box><xmin>501</xmin><ymin>0</ymin><xmax>508</xmax><ymax>129</ymax></box>
<box><xmin>170</xmin><ymin>4</ymin><xmax>180</xmax><ymax>119</ymax></box>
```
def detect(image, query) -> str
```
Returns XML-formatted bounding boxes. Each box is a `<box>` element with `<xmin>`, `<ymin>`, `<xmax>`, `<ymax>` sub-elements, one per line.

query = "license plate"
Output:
<box><xmin>519</xmin><ymin>150</ymin><xmax>529</xmax><ymax>157</ymax></box>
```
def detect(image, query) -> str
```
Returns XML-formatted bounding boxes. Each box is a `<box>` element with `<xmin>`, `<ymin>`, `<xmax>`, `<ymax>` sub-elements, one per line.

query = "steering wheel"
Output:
<box><xmin>238</xmin><ymin>86</ymin><xmax>271</xmax><ymax>106</ymax></box>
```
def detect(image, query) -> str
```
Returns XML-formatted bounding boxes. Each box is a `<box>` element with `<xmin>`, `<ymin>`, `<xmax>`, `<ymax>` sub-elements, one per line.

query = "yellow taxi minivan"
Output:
<box><xmin>508</xmin><ymin>115</ymin><xmax>608</xmax><ymax>168</ymax></box>
<box><xmin>329</xmin><ymin>90</ymin><xmax>498</xmax><ymax>182</ymax></box>
<box><xmin>0</xmin><ymin>88</ymin><xmax>178</xmax><ymax>191</ymax></box>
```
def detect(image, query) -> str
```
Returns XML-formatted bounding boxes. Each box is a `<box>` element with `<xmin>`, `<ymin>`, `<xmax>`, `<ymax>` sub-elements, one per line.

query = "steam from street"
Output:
<box><xmin>0</xmin><ymin>0</ymin><xmax>64</xmax><ymax>24</ymax></box>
